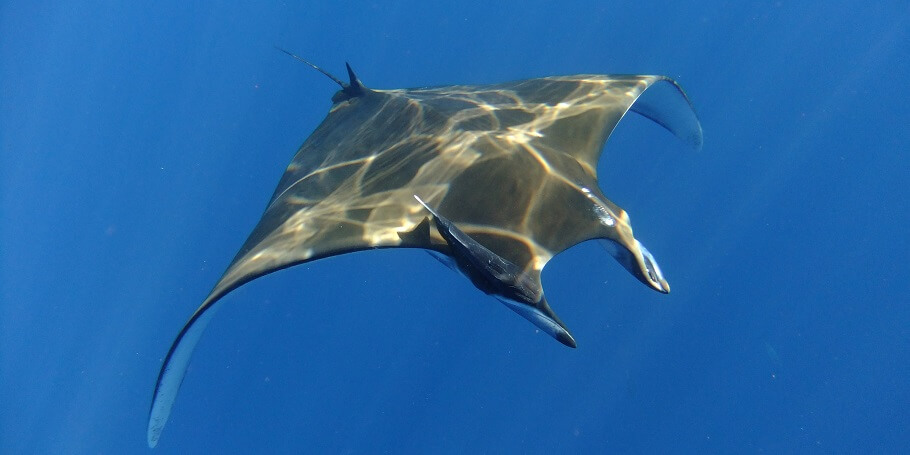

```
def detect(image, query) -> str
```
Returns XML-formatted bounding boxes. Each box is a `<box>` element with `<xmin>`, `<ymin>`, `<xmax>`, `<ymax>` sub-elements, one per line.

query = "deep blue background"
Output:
<box><xmin>2</xmin><ymin>1</ymin><xmax>908</xmax><ymax>453</ymax></box>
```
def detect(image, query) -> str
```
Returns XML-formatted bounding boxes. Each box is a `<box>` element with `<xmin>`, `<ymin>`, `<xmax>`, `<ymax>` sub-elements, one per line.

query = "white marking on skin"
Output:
<box><xmin>580</xmin><ymin>187</ymin><xmax>616</xmax><ymax>226</ymax></box>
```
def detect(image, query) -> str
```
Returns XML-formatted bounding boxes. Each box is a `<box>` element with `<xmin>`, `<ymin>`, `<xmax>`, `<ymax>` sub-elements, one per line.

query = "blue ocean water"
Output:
<box><xmin>2</xmin><ymin>1</ymin><xmax>908</xmax><ymax>453</ymax></box>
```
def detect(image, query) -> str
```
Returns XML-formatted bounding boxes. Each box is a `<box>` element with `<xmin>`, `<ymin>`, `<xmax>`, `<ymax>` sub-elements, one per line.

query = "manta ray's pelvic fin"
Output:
<box><xmin>414</xmin><ymin>196</ymin><xmax>576</xmax><ymax>348</ymax></box>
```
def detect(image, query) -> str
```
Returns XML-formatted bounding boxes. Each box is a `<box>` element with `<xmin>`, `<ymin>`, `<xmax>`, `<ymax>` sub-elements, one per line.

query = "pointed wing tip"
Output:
<box><xmin>145</xmin><ymin>305</ymin><xmax>220</xmax><ymax>450</ymax></box>
<box><xmin>146</xmin><ymin>375</ymin><xmax>176</xmax><ymax>449</ymax></box>
<box><xmin>632</xmin><ymin>76</ymin><xmax>704</xmax><ymax>153</ymax></box>
<box><xmin>147</xmin><ymin>416</ymin><xmax>164</xmax><ymax>448</ymax></box>
<box><xmin>688</xmin><ymin>126</ymin><xmax>705</xmax><ymax>152</ymax></box>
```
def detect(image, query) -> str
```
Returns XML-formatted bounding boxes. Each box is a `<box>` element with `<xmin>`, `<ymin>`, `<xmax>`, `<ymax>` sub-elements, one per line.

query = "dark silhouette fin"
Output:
<box><xmin>344</xmin><ymin>62</ymin><xmax>367</xmax><ymax>97</ymax></box>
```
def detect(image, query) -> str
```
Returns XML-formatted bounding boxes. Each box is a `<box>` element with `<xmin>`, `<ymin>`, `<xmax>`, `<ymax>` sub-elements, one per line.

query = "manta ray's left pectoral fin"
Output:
<box><xmin>413</xmin><ymin>195</ymin><xmax>577</xmax><ymax>348</ymax></box>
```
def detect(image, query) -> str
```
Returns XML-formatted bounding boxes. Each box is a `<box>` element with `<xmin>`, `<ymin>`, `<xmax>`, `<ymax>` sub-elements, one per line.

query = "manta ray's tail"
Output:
<box><xmin>274</xmin><ymin>47</ymin><xmax>367</xmax><ymax>100</ymax></box>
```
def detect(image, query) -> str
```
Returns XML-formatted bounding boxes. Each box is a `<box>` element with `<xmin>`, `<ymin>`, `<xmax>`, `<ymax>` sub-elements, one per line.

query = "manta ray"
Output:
<box><xmin>147</xmin><ymin>52</ymin><xmax>702</xmax><ymax>447</ymax></box>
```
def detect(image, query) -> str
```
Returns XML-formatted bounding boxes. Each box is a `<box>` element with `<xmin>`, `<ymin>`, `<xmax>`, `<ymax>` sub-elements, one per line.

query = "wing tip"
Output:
<box><xmin>632</xmin><ymin>76</ymin><xmax>704</xmax><ymax>153</ymax></box>
<box><xmin>147</xmin><ymin>428</ymin><xmax>161</xmax><ymax>448</ymax></box>
<box><xmin>148</xmin><ymin>409</ymin><xmax>166</xmax><ymax>447</ymax></box>
<box><xmin>688</xmin><ymin>122</ymin><xmax>705</xmax><ymax>152</ymax></box>
<box><xmin>146</xmin><ymin>304</ymin><xmax>220</xmax><ymax>449</ymax></box>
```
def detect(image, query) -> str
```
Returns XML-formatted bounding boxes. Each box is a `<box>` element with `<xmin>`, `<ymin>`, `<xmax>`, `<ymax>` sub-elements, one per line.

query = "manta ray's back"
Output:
<box><xmin>147</xmin><ymin>56</ymin><xmax>702</xmax><ymax>447</ymax></box>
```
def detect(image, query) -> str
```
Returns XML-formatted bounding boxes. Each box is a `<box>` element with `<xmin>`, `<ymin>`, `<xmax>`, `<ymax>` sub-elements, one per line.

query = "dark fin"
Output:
<box><xmin>557</xmin><ymin>329</ymin><xmax>578</xmax><ymax>348</ymax></box>
<box><xmin>414</xmin><ymin>196</ymin><xmax>576</xmax><ymax>348</ymax></box>
<box><xmin>537</xmin><ymin>298</ymin><xmax>577</xmax><ymax>348</ymax></box>
<box><xmin>344</xmin><ymin>62</ymin><xmax>367</xmax><ymax>97</ymax></box>
<box><xmin>413</xmin><ymin>194</ymin><xmax>532</xmax><ymax>296</ymax></box>
<box><xmin>398</xmin><ymin>216</ymin><xmax>431</xmax><ymax>245</ymax></box>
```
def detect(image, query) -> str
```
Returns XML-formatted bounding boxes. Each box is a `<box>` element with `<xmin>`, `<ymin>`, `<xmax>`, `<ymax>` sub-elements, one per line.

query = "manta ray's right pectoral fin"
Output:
<box><xmin>413</xmin><ymin>195</ymin><xmax>577</xmax><ymax>348</ymax></box>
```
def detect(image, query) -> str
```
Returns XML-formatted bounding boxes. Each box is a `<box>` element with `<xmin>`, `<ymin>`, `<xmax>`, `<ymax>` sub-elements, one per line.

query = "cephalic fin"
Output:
<box><xmin>414</xmin><ymin>195</ymin><xmax>576</xmax><ymax>347</ymax></box>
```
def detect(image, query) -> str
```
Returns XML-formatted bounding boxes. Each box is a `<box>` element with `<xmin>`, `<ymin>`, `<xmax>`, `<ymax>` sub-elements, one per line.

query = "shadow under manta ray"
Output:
<box><xmin>147</xmin><ymin>50</ymin><xmax>703</xmax><ymax>448</ymax></box>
